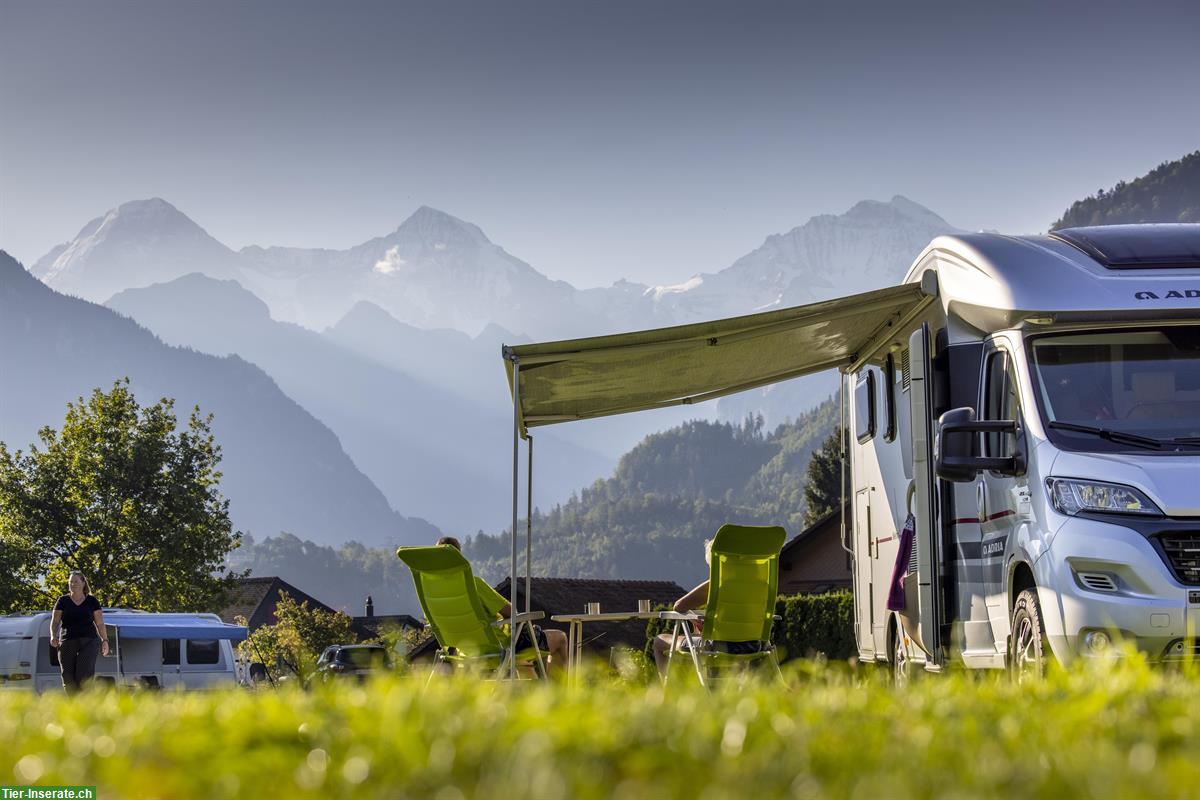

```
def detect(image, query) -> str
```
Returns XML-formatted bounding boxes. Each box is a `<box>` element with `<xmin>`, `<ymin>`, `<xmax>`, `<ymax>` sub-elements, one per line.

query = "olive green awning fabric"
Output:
<box><xmin>503</xmin><ymin>281</ymin><xmax>934</xmax><ymax>431</ymax></box>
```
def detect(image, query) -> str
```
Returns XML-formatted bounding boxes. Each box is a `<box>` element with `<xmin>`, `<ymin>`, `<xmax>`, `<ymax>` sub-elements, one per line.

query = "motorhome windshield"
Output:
<box><xmin>1030</xmin><ymin>328</ymin><xmax>1200</xmax><ymax>452</ymax></box>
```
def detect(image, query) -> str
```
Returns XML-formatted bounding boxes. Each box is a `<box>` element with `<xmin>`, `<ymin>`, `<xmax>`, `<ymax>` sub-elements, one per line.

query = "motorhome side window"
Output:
<box><xmin>855</xmin><ymin>370</ymin><xmax>876</xmax><ymax>443</ymax></box>
<box><xmin>983</xmin><ymin>351</ymin><xmax>1018</xmax><ymax>457</ymax></box>
<box><xmin>883</xmin><ymin>354</ymin><xmax>897</xmax><ymax>441</ymax></box>
<box><xmin>186</xmin><ymin>639</ymin><xmax>220</xmax><ymax>665</ymax></box>
<box><xmin>163</xmin><ymin>638</ymin><xmax>180</xmax><ymax>665</ymax></box>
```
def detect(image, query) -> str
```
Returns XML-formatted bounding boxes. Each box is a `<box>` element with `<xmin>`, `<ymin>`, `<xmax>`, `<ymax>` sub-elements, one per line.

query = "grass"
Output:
<box><xmin>4</xmin><ymin>654</ymin><xmax>1200</xmax><ymax>799</ymax></box>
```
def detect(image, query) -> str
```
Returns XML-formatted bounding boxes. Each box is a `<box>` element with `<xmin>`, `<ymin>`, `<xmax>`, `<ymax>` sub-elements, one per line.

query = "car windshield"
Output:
<box><xmin>338</xmin><ymin>648</ymin><xmax>389</xmax><ymax>668</ymax></box>
<box><xmin>1030</xmin><ymin>327</ymin><xmax>1200</xmax><ymax>450</ymax></box>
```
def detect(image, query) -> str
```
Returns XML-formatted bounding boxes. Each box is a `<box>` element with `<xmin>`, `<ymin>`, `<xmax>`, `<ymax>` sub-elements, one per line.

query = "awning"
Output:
<box><xmin>104</xmin><ymin>613</ymin><xmax>248</xmax><ymax>642</ymax></box>
<box><xmin>503</xmin><ymin>277</ymin><xmax>937</xmax><ymax>431</ymax></box>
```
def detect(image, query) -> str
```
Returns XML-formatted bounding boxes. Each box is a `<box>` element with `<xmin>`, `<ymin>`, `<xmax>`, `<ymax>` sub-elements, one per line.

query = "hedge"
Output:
<box><xmin>645</xmin><ymin>591</ymin><xmax>855</xmax><ymax>662</ymax></box>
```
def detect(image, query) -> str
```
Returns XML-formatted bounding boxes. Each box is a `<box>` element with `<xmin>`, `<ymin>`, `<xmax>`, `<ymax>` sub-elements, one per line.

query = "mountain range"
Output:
<box><xmin>0</xmin><ymin>251</ymin><xmax>437</xmax><ymax>549</ymax></box>
<box><xmin>20</xmin><ymin>192</ymin><xmax>959</xmax><ymax>538</ymax></box>
<box><xmin>34</xmin><ymin>195</ymin><xmax>959</xmax><ymax>340</ymax></box>
<box><xmin>105</xmin><ymin>273</ymin><xmax>609</xmax><ymax>534</ymax></box>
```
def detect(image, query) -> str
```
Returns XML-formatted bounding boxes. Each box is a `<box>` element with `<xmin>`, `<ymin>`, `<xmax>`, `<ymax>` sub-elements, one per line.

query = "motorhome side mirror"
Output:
<box><xmin>934</xmin><ymin>407</ymin><xmax>1020</xmax><ymax>482</ymax></box>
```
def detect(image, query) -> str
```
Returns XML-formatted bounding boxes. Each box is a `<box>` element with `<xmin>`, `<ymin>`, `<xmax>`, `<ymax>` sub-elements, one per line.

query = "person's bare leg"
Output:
<box><xmin>543</xmin><ymin>629</ymin><xmax>568</xmax><ymax>676</ymax></box>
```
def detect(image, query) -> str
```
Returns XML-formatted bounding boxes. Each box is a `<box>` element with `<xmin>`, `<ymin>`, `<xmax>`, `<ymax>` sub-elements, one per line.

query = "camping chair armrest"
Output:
<box><xmin>490</xmin><ymin>611</ymin><xmax>545</xmax><ymax>628</ymax></box>
<box><xmin>657</xmin><ymin>611</ymin><xmax>701</xmax><ymax>621</ymax></box>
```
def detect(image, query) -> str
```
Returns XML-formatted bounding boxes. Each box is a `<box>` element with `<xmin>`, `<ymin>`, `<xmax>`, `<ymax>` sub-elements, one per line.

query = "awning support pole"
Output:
<box><xmin>510</xmin><ymin>357</ymin><xmax>521</xmax><ymax>680</ymax></box>
<box><xmin>526</xmin><ymin>434</ymin><xmax>533</xmax><ymax>614</ymax></box>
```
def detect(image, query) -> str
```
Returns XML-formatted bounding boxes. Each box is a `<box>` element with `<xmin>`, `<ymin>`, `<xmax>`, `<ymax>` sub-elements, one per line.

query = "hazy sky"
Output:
<box><xmin>3</xmin><ymin>0</ymin><xmax>1198</xmax><ymax>288</ymax></box>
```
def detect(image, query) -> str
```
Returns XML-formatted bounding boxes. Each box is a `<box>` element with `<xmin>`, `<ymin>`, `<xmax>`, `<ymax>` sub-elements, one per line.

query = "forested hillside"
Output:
<box><xmin>229</xmin><ymin>533</ymin><xmax>419</xmax><ymax>616</ymax></box>
<box><xmin>1053</xmin><ymin>151</ymin><xmax>1200</xmax><ymax>228</ymax></box>
<box><xmin>229</xmin><ymin>397</ymin><xmax>836</xmax><ymax>611</ymax></box>
<box><xmin>463</xmin><ymin>398</ymin><xmax>838</xmax><ymax>588</ymax></box>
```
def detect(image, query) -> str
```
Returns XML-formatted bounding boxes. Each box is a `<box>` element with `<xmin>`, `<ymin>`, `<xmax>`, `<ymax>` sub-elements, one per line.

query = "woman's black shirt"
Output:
<box><xmin>53</xmin><ymin>595</ymin><xmax>102</xmax><ymax>640</ymax></box>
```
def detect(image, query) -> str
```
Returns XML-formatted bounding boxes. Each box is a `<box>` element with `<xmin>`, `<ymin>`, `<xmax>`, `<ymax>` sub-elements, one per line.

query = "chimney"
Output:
<box><xmin>365</xmin><ymin>596</ymin><xmax>375</xmax><ymax>618</ymax></box>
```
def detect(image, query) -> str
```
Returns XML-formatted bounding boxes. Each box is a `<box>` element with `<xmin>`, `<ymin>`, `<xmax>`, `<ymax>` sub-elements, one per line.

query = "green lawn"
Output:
<box><xmin>4</xmin><ymin>656</ymin><xmax>1200</xmax><ymax>799</ymax></box>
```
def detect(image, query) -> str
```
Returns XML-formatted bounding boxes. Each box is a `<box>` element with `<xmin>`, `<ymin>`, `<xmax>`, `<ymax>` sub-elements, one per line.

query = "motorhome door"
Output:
<box><xmin>901</xmin><ymin>323</ymin><xmax>943</xmax><ymax>664</ymax></box>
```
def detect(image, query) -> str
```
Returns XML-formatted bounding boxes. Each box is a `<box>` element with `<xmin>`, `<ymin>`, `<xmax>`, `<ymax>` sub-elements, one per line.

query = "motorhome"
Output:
<box><xmin>0</xmin><ymin>609</ymin><xmax>247</xmax><ymax>691</ymax></box>
<box><xmin>498</xmin><ymin>222</ymin><xmax>1200</xmax><ymax>681</ymax></box>
<box><xmin>848</xmin><ymin>224</ymin><xmax>1200</xmax><ymax>678</ymax></box>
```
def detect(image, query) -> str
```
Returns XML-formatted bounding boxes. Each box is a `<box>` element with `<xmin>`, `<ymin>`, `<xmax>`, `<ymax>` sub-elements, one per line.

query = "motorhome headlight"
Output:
<box><xmin>1047</xmin><ymin>478</ymin><xmax>1162</xmax><ymax>516</ymax></box>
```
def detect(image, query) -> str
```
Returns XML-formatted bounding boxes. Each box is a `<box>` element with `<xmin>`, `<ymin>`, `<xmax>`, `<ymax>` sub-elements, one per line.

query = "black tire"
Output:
<box><xmin>1010</xmin><ymin>588</ymin><xmax>1049</xmax><ymax>681</ymax></box>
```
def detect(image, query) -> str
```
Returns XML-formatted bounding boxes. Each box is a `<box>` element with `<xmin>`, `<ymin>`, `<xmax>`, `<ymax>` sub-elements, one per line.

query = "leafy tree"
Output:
<box><xmin>802</xmin><ymin>428</ymin><xmax>848</xmax><ymax>526</ymax></box>
<box><xmin>238</xmin><ymin>592</ymin><xmax>358</xmax><ymax>680</ymax></box>
<box><xmin>0</xmin><ymin>380</ymin><xmax>243</xmax><ymax>612</ymax></box>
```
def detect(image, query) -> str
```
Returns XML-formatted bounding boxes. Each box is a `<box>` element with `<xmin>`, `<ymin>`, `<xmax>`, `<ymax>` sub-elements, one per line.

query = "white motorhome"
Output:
<box><xmin>0</xmin><ymin>609</ymin><xmax>247</xmax><ymax>692</ymax></box>
<box><xmin>848</xmin><ymin>224</ymin><xmax>1200</xmax><ymax>678</ymax></box>
<box><xmin>496</xmin><ymin>221</ymin><xmax>1200</xmax><ymax>682</ymax></box>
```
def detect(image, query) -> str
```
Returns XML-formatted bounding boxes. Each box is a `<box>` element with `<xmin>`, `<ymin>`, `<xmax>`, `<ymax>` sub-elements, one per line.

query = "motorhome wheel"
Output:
<box><xmin>1010</xmin><ymin>588</ymin><xmax>1048</xmax><ymax>681</ymax></box>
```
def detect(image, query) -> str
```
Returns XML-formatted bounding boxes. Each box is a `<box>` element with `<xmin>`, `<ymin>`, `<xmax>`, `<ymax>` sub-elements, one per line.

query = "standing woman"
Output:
<box><xmin>49</xmin><ymin>572</ymin><xmax>109</xmax><ymax>693</ymax></box>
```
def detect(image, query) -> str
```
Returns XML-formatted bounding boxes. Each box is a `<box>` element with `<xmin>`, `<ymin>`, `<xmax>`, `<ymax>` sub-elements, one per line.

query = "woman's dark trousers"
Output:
<box><xmin>59</xmin><ymin>638</ymin><xmax>100</xmax><ymax>693</ymax></box>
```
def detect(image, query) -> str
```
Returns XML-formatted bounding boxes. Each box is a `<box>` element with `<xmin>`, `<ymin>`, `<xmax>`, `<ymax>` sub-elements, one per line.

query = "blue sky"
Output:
<box><xmin>2</xmin><ymin>0</ymin><xmax>1198</xmax><ymax>287</ymax></box>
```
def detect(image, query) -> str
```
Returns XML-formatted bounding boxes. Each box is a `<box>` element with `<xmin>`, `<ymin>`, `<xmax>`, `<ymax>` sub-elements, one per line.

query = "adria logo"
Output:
<box><xmin>1135</xmin><ymin>290</ymin><xmax>1200</xmax><ymax>300</ymax></box>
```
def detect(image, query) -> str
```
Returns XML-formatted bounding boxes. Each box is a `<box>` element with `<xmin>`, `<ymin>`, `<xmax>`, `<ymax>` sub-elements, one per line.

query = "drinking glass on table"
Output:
<box><xmin>586</xmin><ymin>602</ymin><xmax>600</xmax><ymax>615</ymax></box>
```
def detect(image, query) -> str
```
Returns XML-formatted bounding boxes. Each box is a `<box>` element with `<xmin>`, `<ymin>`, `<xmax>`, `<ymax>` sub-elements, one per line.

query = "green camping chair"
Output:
<box><xmin>396</xmin><ymin>545</ymin><xmax>548</xmax><ymax>682</ymax></box>
<box><xmin>662</xmin><ymin>524</ymin><xmax>787</xmax><ymax>687</ymax></box>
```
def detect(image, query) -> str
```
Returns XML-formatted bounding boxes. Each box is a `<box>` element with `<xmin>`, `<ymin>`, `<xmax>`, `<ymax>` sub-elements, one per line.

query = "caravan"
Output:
<box><xmin>499</xmin><ymin>222</ymin><xmax>1200</xmax><ymax>681</ymax></box>
<box><xmin>848</xmin><ymin>224</ymin><xmax>1200</xmax><ymax>678</ymax></box>
<box><xmin>0</xmin><ymin>609</ymin><xmax>247</xmax><ymax>691</ymax></box>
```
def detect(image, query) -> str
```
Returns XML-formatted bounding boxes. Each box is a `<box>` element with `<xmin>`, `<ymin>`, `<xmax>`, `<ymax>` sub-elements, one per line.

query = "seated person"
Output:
<box><xmin>436</xmin><ymin>536</ymin><xmax>569</xmax><ymax>675</ymax></box>
<box><xmin>652</xmin><ymin>538</ymin><xmax>765</xmax><ymax>678</ymax></box>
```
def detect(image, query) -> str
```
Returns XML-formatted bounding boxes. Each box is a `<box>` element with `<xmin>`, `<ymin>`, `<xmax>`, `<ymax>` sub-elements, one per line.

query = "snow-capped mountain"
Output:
<box><xmin>648</xmin><ymin>196</ymin><xmax>959</xmax><ymax>324</ymax></box>
<box><xmin>32</xmin><ymin>198</ymin><xmax>243</xmax><ymax>302</ymax></box>
<box><xmin>238</xmin><ymin>205</ymin><xmax>604</xmax><ymax>335</ymax></box>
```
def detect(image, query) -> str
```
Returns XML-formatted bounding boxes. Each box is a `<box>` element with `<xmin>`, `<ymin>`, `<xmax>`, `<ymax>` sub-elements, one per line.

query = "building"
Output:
<box><xmin>778</xmin><ymin>503</ymin><xmax>853</xmax><ymax>595</ymax></box>
<box><xmin>218</xmin><ymin>576</ymin><xmax>420</xmax><ymax>640</ymax></box>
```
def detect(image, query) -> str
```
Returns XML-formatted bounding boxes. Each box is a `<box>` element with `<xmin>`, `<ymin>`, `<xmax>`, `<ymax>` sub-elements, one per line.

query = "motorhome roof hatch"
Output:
<box><xmin>1050</xmin><ymin>224</ymin><xmax>1200</xmax><ymax>269</ymax></box>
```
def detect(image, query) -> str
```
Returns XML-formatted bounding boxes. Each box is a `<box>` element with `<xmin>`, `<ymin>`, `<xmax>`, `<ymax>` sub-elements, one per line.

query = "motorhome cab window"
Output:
<box><xmin>186</xmin><ymin>639</ymin><xmax>220</xmax><ymax>665</ymax></box>
<box><xmin>1031</xmin><ymin>328</ymin><xmax>1200</xmax><ymax>450</ymax></box>
<box><xmin>855</xmin><ymin>370</ymin><xmax>876</xmax><ymax>443</ymax></box>
<box><xmin>983</xmin><ymin>351</ymin><xmax>1019</xmax><ymax>457</ymax></box>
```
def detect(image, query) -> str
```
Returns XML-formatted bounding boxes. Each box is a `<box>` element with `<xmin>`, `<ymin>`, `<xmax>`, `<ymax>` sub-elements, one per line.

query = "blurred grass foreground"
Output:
<box><xmin>4</xmin><ymin>657</ymin><xmax>1200</xmax><ymax>800</ymax></box>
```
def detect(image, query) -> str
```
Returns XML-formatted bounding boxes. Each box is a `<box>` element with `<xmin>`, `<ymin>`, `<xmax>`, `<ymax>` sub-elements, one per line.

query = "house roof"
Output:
<box><xmin>218</xmin><ymin>576</ymin><xmax>339</xmax><ymax>631</ymax></box>
<box><xmin>351</xmin><ymin>614</ymin><xmax>423</xmax><ymax>640</ymax></box>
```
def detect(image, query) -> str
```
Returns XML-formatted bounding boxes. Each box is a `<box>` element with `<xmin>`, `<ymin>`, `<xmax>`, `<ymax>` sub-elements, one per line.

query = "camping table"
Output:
<box><xmin>550</xmin><ymin>610</ymin><xmax>677</xmax><ymax>686</ymax></box>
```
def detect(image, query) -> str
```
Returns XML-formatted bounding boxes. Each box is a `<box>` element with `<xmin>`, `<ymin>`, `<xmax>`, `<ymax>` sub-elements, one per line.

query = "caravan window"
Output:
<box><xmin>185</xmin><ymin>640</ymin><xmax>220</xmax><ymax>665</ymax></box>
<box><xmin>163</xmin><ymin>639</ymin><xmax>180</xmax><ymax>665</ymax></box>
<box><xmin>855</xmin><ymin>370</ymin><xmax>877</xmax><ymax>443</ymax></box>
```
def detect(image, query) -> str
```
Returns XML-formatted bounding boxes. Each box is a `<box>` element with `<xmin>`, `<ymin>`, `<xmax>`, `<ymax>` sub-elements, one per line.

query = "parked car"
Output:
<box><xmin>311</xmin><ymin>644</ymin><xmax>392</xmax><ymax>683</ymax></box>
